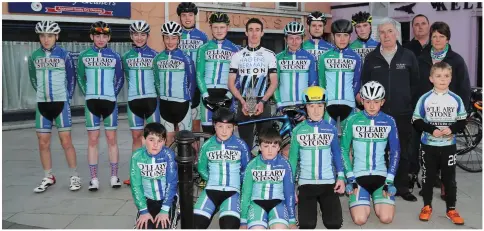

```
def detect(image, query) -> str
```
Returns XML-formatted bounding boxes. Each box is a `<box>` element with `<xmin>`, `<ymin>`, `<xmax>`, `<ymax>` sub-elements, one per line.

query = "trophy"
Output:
<box><xmin>245</xmin><ymin>74</ymin><xmax>258</xmax><ymax>116</ymax></box>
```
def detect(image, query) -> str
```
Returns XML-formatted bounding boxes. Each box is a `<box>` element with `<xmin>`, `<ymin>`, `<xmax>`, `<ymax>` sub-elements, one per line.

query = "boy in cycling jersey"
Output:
<box><xmin>194</xmin><ymin>108</ymin><xmax>251</xmax><ymax>229</ymax></box>
<box><xmin>350</xmin><ymin>12</ymin><xmax>379</xmax><ymax>62</ymax></box>
<box><xmin>240</xmin><ymin>127</ymin><xmax>296</xmax><ymax>229</ymax></box>
<box><xmin>131</xmin><ymin>123</ymin><xmax>178</xmax><ymax>229</ymax></box>
<box><xmin>29</xmin><ymin>21</ymin><xmax>81</xmax><ymax>192</ymax></box>
<box><xmin>412</xmin><ymin>62</ymin><xmax>467</xmax><ymax>225</ymax></box>
<box><xmin>77</xmin><ymin>21</ymin><xmax>124</xmax><ymax>190</ymax></box>
<box><xmin>302</xmin><ymin>11</ymin><xmax>334</xmax><ymax>61</ymax></box>
<box><xmin>154</xmin><ymin>21</ymin><xmax>196</xmax><ymax>146</ymax></box>
<box><xmin>288</xmin><ymin>86</ymin><xmax>345</xmax><ymax>229</ymax></box>
<box><xmin>341</xmin><ymin>81</ymin><xmax>399</xmax><ymax>225</ymax></box>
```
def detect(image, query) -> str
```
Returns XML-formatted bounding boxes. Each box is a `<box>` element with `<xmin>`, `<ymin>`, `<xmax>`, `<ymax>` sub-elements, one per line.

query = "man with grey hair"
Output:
<box><xmin>361</xmin><ymin>17</ymin><xmax>420</xmax><ymax>202</ymax></box>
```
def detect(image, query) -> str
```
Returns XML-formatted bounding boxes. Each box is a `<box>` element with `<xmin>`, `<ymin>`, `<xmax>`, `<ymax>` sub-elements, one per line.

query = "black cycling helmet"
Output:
<box><xmin>351</xmin><ymin>11</ymin><xmax>372</xmax><ymax>26</ymax></box>
<box><xmin>209</xmin><ymin>12</ymin><xmax>230</xmax><ymax>25</ymax></box>
<box><xmin>331</xmin><ymin>19</ymin><xmax>353</xmax><ymax>34</ymax></box>
<box><xmin>90</xmin><ymin>21</ymin><xmax>111</xmax><ymax>35</ymax></box>
<box><xmin>177</xmin><ymin>2</ymin><xmax>198</xmax><ymax>16</ymax></box>
<box><xmin>212</xmin><ymin>107</ymin><xmax>236</xmax><ymax>125</ymax></box>
<box><xmin>307</xmin><ymin>11</ymin><xmax>327</xmax><ymax>25</ymax></box>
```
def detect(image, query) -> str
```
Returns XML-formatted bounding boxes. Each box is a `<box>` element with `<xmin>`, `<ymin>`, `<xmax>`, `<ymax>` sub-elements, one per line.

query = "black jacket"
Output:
<box><xmin>403</xmin><ymin>38</ymin><xmax>429</xmax><ymax>58</ymax></box>
<box><xmin>362</xmin><ymin>43</ymin><xmax>420</xmax><ymax>116</ymax></box>
<box><xmin>418</xmin><ymin>45</ymin><xmax>471</xmax><ymax>110</ymax></box>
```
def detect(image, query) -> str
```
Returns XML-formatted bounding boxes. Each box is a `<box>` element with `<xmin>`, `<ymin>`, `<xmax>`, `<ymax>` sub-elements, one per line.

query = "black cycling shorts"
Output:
<box><xmin>38</xmin><ymin>102</ymin><xmax>65</xmax><ymax>121</ymax></box>
<box><xmin>159</xmin><ymin>99</ymin><xmax>190</xmax><ymax>124</ymax></box>
<box><xmin>128</xmin><ymin>98</ymin><xmax>158</xmax><ymax>119</ymax></box>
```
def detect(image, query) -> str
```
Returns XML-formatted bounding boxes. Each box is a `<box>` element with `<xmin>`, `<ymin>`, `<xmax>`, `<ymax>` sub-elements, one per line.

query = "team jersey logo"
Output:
<box><xmin>238</xmin><ymin>56</ymin><xmax>267</xmax><ymax>76</ymax></box>
<box><xmin>82</xmin><ymin>57</ymin><xmax>116</xmax><ymax>67</ymax></box>
<box><xmin>353</xmin><ymin>125</ymin><xmax>391</xmax><ymax>139</ymax></box>
<box><xmin>137</xmin><ymin>162</ymin><xmax>167</xmax><ymax>178</ymax></box>
<box><xmin>296</xmin><ymin>133</ymin><xmax>334</xmax><ymax>147</ymax></box>
<box><xmin>278</xmin><ymin>60</ymin><xmax>310</xmax><ymax>71</ymax></box>
<box><xmin>179</xmin><ymin>39</ymin><xmax>204</xmax><ymax>51</ymax></box>
<box><xmin>252</xmin><ymin>169</ymin><xmax>285</xmax><ymax>182</ymax></box>
<box><xmin>206</xmin><ymin>149</ymin><xmax>241</xmax><ymax>161</ymax></box>
<box><xmin>353</xmin><ymin>48</ymin><xmax>374</xmax><ymax>61</ymax></box>
<box><xmin>126</xmin><ymin>57</ymin><xmax>153</xmax><ymax>69</ymax></box>
<box><xmin>157</xmin><ymin>59</ymin><xmax>184</xmax><ymax>70</ymax></box>
<box><xmin>34</xmin><ymin>57</ymin><xmax>65</xmax><ymax>69</ymax></box>
<box><xmin>426</xmin><ymin>105</ymin><xmax>458</xmax><ymax>127</ymax></box>
<box><xmin>307</xmin><ymin>50</ymin><xmax>326</xmax><ymax>60</ymax></box>
<box><xmin>205</xmin><ymin>49</ymin><xmax>234</xmax><ymax>60</ymax></box>
<box><xmin>324</xmin><ymin>58</ymin><xmax>357</xmax><ymax>70</ymax></box>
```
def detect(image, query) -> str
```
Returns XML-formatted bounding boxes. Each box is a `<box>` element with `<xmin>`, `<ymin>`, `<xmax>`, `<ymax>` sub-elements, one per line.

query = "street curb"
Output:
<box><xmin>2</xmin><ymin>116</ymin><xmax>128</xmax><ymax>131</ymax></box>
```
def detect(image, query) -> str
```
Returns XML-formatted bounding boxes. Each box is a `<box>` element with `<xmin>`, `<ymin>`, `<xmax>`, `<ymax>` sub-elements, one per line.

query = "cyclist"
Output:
<box><xmin>288</xmin><ymin>86</ymin><xmax>345</xmax><ymax>229</ymax></box>
<box><xmin>302</xmin><ymin>11</ymin><xmax>334</xmax><ymax>61</ymax></box>
<box><xmin>228</xmin><ymin>18</ymin><xmax>278</xmax><ymax>149</ymax></box>
<box><xmin>122</xmin><ymin>20</ymin><xmax>160</xmax><ymax>186</ymax></box>
<box><xmin>341</xmin><ymin>81</ymin><xmax>399</xmax><ymax>225</ymax></box>
<box><xmin>275</xmin><ymin>21</ymin><xmax>318</xmax><ymax>110</ymax></box>
<box><xmin>412</xmin><ymin>62</ymin><xmax>467</xmax><ymax>225</ymax></box>
<box><xmin>154</xmin><ymin>21</ymin><xmax>196</xmax><ymax>146</ymax></box>
<box><xmin>196</xmin><ymin>12</ymin><xmax>240</xmax><ymax>134</ymax></box>
<box><xmin>131</xmin><ymin>123</ymin><xmax>178</xmax><ymax>229</ymax></box>
<box><xmin>77</xmin><ymin>21</ymin><xmax>124</xmax><ymax>191</ymax></box>
<box><xmin>194</xmin><ymin>108</ymin><xmax>251</xmax><ymax>229</ymax></box>
<box><xmin>350</xmin><ymin>11</ymin><xmax>379</xmax><ymax>62</ymax></box>
<box><xmin>240</xmin><ymin>127</ymin><xmax>296</xmax><ymax>229</ymax></box>
<box><xmin>177</xmin><ymin>2</ymin><xmax>208</xmax><ymax>134</ymax></box>
<box><xmin>29</xmin><ymin>20</ymin><xmax>81</xmax><ymax>192</ymax></box>
<box><xmin>318</xmin><ymin>19</ymin><xmax>361</xmax><ymax>129</ymax></box>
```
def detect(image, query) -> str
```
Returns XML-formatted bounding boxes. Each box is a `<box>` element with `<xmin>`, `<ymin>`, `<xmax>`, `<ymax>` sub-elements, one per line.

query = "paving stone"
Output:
<box><xmin>7</xmin><ymin>213</ymin><xmax>77</xmax><ymax>229</ymax></box>
<box><xmin>2</xmin><ymin>213</ymin><xmax>17</xmax><ymax>220</ymax></box>
<box><xmin>29</xmin><ymin>198</ymin><xmax>126</xmax><ymax>216</ymax></box>
<box><xmin>65</xmin><ymin>215</ymin><xmax>136</xmax><ymax>229</ymax></box>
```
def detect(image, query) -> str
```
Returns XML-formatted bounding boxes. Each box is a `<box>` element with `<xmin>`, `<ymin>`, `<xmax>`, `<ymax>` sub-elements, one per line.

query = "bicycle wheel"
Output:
<box><xmin>456</xmin><ymin>118</ymin><xmax>482</xmax><ymax>172</ymax></box>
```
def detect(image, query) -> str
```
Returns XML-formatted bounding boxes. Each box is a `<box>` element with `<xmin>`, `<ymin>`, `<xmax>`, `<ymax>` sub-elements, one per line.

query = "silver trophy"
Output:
<box><xmin>245</xmin><ymin>74</ymin><xmax>259</xmax><ymax>116</ymax></box>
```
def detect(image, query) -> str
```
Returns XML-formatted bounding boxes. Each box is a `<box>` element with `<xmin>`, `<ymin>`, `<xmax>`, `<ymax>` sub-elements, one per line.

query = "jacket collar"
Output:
<box><xmin>421</xmin><ymin>44</ymin><xmax>455</xmax><ymax>65</ymax></box>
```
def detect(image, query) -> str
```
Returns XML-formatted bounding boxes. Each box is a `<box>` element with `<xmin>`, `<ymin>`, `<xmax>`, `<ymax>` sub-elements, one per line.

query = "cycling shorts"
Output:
<box><xmin>194</xmin><ymin>189</ymin><xmax>239</xmax><ymax>219</ymax></box>
<box><xmin>159</xmin><ymin>99</ymin><xmax>191</xmax><ymax>132</ymax></box>
<box><xmin>85</xmin><ymin>99</ymin><xmax>118</xmax><ymax>131</ymax></box>
<box><xmin>191</xmin><ymin>88</ymin><xmax>201</xmax><ymax>120</ymax></box>
<box><xmin>349</xmin><ymin>175</ymin><xmax>395</xmax><ymax>208</ymax></box>
<box><xmin>200</xmin><ymin>89</ymin><xmax>234</xmax><ymax>127</ymax></box>
<box><xmin>36</xmin><ymin>102</ymin><xmax>72</xmax><ymax>133</ymax></box>
<box><xmin>127</xmin><ymin>98</ymin><xmax>160</xmax><ymax>130</ymax></box>
<box><xmin>135</xmin><ymin>196</ymin><xmax>179</xmax><ymax>229</ymax></box>
<box><xmin>247</xmin><ymin>199</ymin><xmax>288</xmax><ymax>229</ymax></box>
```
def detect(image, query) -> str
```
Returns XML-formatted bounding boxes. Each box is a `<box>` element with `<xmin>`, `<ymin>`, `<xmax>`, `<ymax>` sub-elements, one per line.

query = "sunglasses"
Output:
<box><xmin>94</xmin><ymin>27</ymin><xmax>110</xmax><ymax>33</ymax></box>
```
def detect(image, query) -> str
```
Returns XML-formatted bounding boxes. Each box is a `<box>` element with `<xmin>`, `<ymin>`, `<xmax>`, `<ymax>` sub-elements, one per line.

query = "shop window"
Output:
<box><xmin>278</xmin><ymin>2</ymin><xmax>298</xmax><ymax>9</ymax></box>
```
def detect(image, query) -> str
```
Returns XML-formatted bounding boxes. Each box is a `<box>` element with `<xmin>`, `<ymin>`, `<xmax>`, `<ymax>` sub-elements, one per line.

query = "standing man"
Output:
<box><xmin>228</xmin><ymin>18</ymin><xmax>278</xmax><ymax>149</ymax></box>
<box><xmin>350</xmin><ymin>11</ymin><xmax>379</xmax><ymax>62</ymax></box>
<box><xmin>177</xmin><ymin>2</ymin><xmax>208</xmax><ymax>133</ymax></box>
<box><xmin>302</xmin><ymin>11</ymin><xmax>334</xmax><ymax>61</ymax></box>
<box><xmin>404</xmin><ymin>14</ymin><xmax>430</xmax><ymax>58</ymax></box>
<box><xmin>361</xmin><ymin>17</ymin><xmax>419</xmax><ymax>202</ymax></box>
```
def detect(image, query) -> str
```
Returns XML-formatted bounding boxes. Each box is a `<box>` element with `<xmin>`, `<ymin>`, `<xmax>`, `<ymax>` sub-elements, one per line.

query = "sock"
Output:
<box><xmin>44</xmin><ymin>169</ymin><xmax>53</xmax><ymax>178</ymax></box>
<box><xmin>110</xmin><ymin>162</ymin><xmax>118</xmax><ymax>177</ymax></box>
<box><xmin>70</xmin><ymin>167</ymin><xmax>78</xmax><ymax>177</ymax></box>
<box><xmin>89</xmin><ymin>164</ymin><xmax>98</xmax><ymax>179</ymax></box>
<box><xmin>447</xmin><ymin>206</ymin><xmax>456</xmax><ymax>212</ymax></box>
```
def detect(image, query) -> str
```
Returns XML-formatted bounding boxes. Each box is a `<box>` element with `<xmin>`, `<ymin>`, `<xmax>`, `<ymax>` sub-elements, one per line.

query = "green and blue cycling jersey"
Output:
<box><xmin>341</xmin><ymin>110</ymin><xmax>400</xmax><ymax>183</ymax></box>
<box><xmin>122</xmin><ymin>45</ymin><xmax>158</xmax><ymax>101</ymax></box>
<box><xmin>302</xmin><ymin>39</ymin><xmax>334</xmax><ymax>61</ymax></box>
<box><xmin>318</xmin><ymin>46</ymin><xmax>362</xmax><ymax>108</ymax></box>
<box><xmin>288</xmin><ymin>119</ymin><xmax>345</xmax><ymax>185</ymax></box>
<box><xmin>197</xmin><ymin>135</ymin><xmax>251</xmax><ymax>192</ymax></box>
<box><xmin>274</xmin><ymin>48</ymin><xmax>318</xmax><ymax>108</ymax></box>
<box><xmin>153</xmin><ymin>48</ymin><xmax>196</xmax><ymax>102</ymax></box>
<box><xmin>77</xmin><ymin>46</ymin><xmax>124</xmax><ymax>101</ymax></box>
<box><xmin>350</xmin><ymin>37</ymin><xmax>379</xmax><ymax>62</ymax></box>
<box><xmin>28</xmin><ymin>44</ymin><xmax>76</xmax><ymax>102</ymax></box>
<box><xmin>130</xmin><ymin>146</ymin><xmax>178</xmax><ymax>215</ymax></box>
<box><xmin>180</xmin><ymin>28</ymin><xmax>208</xmax><ymax>67</ymax></box>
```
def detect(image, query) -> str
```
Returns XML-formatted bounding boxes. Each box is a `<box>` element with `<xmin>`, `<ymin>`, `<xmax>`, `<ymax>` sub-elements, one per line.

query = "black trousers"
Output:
<box><xmin>389</xmin><ymin>114</ymin><xmax>412</xmax><ymax>194</ymax></box>
<box><xmin>236</xmin><ymin>101</ymin><xmax>272</xmax><ymax>149</ymax></box>
<box><xmin>297</xmin><ymin>184</ymin><xmax>343</xmax><ymax>229</ymax></box>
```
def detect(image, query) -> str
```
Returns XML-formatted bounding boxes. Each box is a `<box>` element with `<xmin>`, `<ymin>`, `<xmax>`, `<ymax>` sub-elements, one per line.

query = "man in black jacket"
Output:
<box><xmin>403</xmin><ymin>14</ymin><xmax>430</xmax><ymax>58</ymax></box>
<box><xmin>361</xmin><ymin>17</ymin><xmax>419</xmax><ymax>202</ymax></box>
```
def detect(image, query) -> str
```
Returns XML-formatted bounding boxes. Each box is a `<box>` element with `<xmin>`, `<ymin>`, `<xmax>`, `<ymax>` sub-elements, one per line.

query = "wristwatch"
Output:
<box><xmin>259</xmin><ymin>99</ymin><xmax>267</xmax><ymax>104</ymax></box>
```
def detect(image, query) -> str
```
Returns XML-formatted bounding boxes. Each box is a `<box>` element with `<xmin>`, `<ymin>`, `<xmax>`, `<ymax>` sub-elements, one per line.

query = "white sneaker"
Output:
<box><xmin>88</xmin><ymin>178</ymin><xmax>99</xmax><ymax>191</ymax></box>
<box><xmin>110</xmin><ymin>176</ymin><xmax>122</xmax><ymax>188</ymax></box>
<box><xmin>69</xmin><ymin>176</ymin><xmax>82</xmax><ymax>191</ymax></box>
<box><xmin>33</xmin><ymin>175</ymin><xmax>56</xmax><ymax>193</ymax></box>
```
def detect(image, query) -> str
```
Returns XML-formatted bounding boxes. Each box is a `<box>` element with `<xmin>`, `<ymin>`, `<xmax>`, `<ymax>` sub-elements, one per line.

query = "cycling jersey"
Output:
<box><xmin>180</xmin><ymin>28</ymin><xmax>208</xmax><ymax>67</ymax></box>
<box><xmin>288</xmin><ymin>119</ymin><xmax>345</xmax><ymax>185</ymax></box>
<box><xmin>196</xmin><ymin>39</ymin><xmax>240</xmax><ymax>98</ymax></box>
<box><xmin>350</xmin><ymin>38</ymin><xmax>379</xmax><ymax>62</ymax></box>
<box><xmin>274</xmin><ymin>49</ymin><xmax>318</xmax><ymax>108</ymax></box>
<box><xmin>77</xmin><ymin>46</ymin><xmax>124</xmax><ymax>101</ymax></box>
<box><xmin>341</xmin><ymin>110</ymin><xmax>400</xmax><ymax>183</ymax></box>
<box><xmin>240</xmin><ymin>154</ymin><xmax>296</xmax><ymax>226</ymax></box>
<box><xmin>229</xmin><ymin>45</ymin><xmax>277</xmax><ymax>98</ymax></box>
<box><xmin>318</xmin><ymin>47</ymin><xmax>362</xmax><ymax>108</ymax></box>
<box><xmin>122</xmin><ymin>45</ymin><xmax>158</xmax><ymax>101</ymax></box>
<box><xmin>153</xmin><ymin>48</ymin><xmax>196</xmax><ymax>102</ymax></box>
<box><xmin>412</xmin><ymin>89</ymin><xmax>467</xmax><ymax>147</ymax></box>
<box><xmin>198</xmin><ymin>135</ymin><xmax>251</xmax><ymax>192</ymax></box>
<box><xmin>28</xmin><ymin>45</ymin><xmax>75</xmax><ymax>102</ymax></box>
<box><xmin>130</xmin><ymin>146</ymin><xmax>178</xmax><ymax>215</ymax></box>
<box><xmin>302</xmin><ymin>39</ymin><xmax>334</xmax><ymax>61</ymax></box>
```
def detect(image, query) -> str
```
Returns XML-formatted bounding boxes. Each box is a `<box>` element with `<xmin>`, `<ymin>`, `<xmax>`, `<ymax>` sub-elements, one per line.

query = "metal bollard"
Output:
<box><xmin>175</xmin><ymin>130</ymin><xmax>195</xmax><ymax>229</ymax></box>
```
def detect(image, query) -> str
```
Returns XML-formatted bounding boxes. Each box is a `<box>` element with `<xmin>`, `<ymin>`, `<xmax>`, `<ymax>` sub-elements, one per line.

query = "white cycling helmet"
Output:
<box><xmin>284</xmin><ymin>21</ymin><xmax>305</xmax><ymax>36</ymax></box>
<box><xmin>161</xmin><ymin>21</ymin><xmax>182</xmax><ymax>36</ymax></box>
<box><xmin>360</xmin><ymin>81</ymin><xmax>385</xmax><ymax>100</ymax></box>
<box><xmin>130</xmin><ymin>20</ymin><xmax>151</xmax><ymax>34</ymax></box>
<box><xmin>35</xmin><ymin>21</ymin><xmax>61</xmax><ymax>34</ymax></box>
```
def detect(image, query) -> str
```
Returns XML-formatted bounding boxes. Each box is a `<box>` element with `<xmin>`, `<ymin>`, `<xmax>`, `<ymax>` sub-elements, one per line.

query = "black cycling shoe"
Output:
<box><xmin>399</xmin><ymin>192</ymin><xmax>418</xmax><ymax>202</ymax></box>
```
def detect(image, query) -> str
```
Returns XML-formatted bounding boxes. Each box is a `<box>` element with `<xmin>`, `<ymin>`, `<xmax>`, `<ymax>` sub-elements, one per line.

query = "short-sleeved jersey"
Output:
<box><xmin>77</xmin><ymin>46</ymin><xmax>124</xmax><ymax>101</ymax></box>
<box><xmin>412</xmin><ymin>89</ymin><xmax>468</xmax><ymax>146</ymax></box>
<box><xmin>153</xmin><ymin>48</ymin><xmax>196</xmax><ymax>102</ymax></box>
<box><xmin>28</xmin><ymin>45</ymin><xmax>75</xmax><ymax>102</ymax></box>
<box><xmin>229</xmin><ymin>46</ymin><xmax>277</xmax><ymax>98</ymax></box>
<box><xmin>122</xmin><ymin>45</ymin><xmax>158</xmax><ymax>101</ymax></box>
<box><xmin>302</xmin><ymin>39</ymin><xmax>334</xmax><ymax>62</ymax></box>
<box><xmin>274</xmin><ymin>49</ymin><xmax>318</xmax><ymax>108</ymax></box>
<box><xmin>350</xmin><ymin>38</ymin><xmax>379</xmax><ymax>62</ymax></box>
<box><xmin>180</xmin><ymin>28</ymin><xmax>208</xmax><ymax>67</ymax></box>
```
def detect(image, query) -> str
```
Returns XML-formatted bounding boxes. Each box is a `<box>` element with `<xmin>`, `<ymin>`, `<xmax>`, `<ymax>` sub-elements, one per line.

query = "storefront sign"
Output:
<box><xmin>8</xmin><ymin>2</ymin><xmax>131</xmax><ymax>18</ymax></box>
<box><xmin>204</xmin><ymin>11</ymin><xmax>301</xmax><ymax>30</ymax></box>
<box><xmin>431</xmin><ymin>2</ymin><xmax>482</xmax><ymax>11</ymax></box>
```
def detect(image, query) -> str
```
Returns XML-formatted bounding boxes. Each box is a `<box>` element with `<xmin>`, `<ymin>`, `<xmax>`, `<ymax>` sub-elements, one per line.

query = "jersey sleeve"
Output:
<box><xmin>122</xmin><ymin>52</ymin><xmax>130</xmax><ymax>86</ymax></box>
<box><xmin>386</xmin><ymin>116</ymin><xmax>401</xmax><ymax>183</ymax></box>
<box><xmin>282</xmin><ymin>160</ymin><xmax>296</xmax><ymax>225</ymax></box>
<box><xmin>268</xmin><ymin>52</ymin><xmax>277</xmax><ymax>73</ymax></box>
<box><xmin>330</xmin><ymin>126</ymin><xmax>345</xmax><ymax>180</ymax></box>
<box><xmin>76</xmin><ymin>52</ymin><xmax>87</xmax><ymax>95</ymax></box>
<box><xmin>340</xmin><ymin>115</ymin><xmax>355</xmax><ymax>181</ymax></box>
<box><xmin>28</xmin><ymin>56</ymin><xmax>37</xmax><ymax>91</ymax></box>
<box><xmin>274</xmin><ymin>53</ymin><xmax>282</xmax><ymax>106</ymax></box>
<box><xmin>114</xmin><ymin>52</ymin><xmax>124</xmax><ymax>96</ymax></box>
<box><xmin>161</xmin><ymin>150</ymin><xmax>178</xmax><ymax>213</ymax></box>
<box><xmin>412</xmin><ymin>95</ymin><xmax>426</xmax><ymax>120</ymax></box>
<box><xmin>185</xmin><ymin>55</ymin><xmax>196</xmax><ymax>99</ymax></box>
<box><xmin>240</xmin><ymin>160</ymin><xmax>255</xmax><ymax>226</ymax></box>
<box><xmin>288</xmin><ymin>126</ymin><xmax>301</xmax><ymax>179</ymax></box>
<box><xmin>412</xmin><ymin>94</ymin><xmax>439</xmax><ymax>134</ymax></box>
<box><xmin>196</xmin><ymin>44</ymin><xmax>208</xmax><ymax>97</ymax></box>
<box><xmin>63</xmin><ymin>52</ymin><xmax>76</xmax><ymax>100</ymax></box>
<box><xmin>239</xmin><ymin>138</ymin><xmax>251</xmax><ymax>183</ymax></box>
<box><xmin>130</xmin><ymin>151</ymin><xmax>148</xmax><ymax>215</ymax></box>
<box><xmin>153</xmin><ymin>56</ymin><xmax>160</xmax><ymax>97</ymax></box>
<box><xmin>353</xmin><ymin>55</ymin><xmax>362</xmax><ymax>97</ymax></box>
<box><xmin>197</xmin><ymin>141</ymin><xmax>210</xmax><ymax>181</ymax></box>
<box><xmin>229</xmin><ymin>51</ymin><xmax>240</xmax><ymax>73</ymax></box>
<box><xmin>318</xmin><ymin>53</ymin><xmax>327</xmax><ymax>89</ymax></box>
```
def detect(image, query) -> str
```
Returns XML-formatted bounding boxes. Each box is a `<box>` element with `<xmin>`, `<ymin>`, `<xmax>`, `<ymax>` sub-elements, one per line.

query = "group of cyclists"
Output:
<box><xmin>28</xmin><ymin>1</ymin><xmax>468</xmax><ymax>229</ymax></box>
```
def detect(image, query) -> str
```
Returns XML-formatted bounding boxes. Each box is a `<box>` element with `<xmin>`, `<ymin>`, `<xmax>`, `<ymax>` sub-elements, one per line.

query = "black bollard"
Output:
<box><xmin>175</xmin><ymin>130</ymin><xmax>195</xmax><ymax>229</ymax></box>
